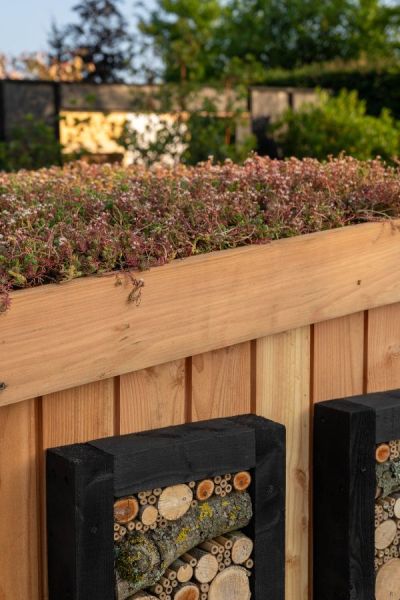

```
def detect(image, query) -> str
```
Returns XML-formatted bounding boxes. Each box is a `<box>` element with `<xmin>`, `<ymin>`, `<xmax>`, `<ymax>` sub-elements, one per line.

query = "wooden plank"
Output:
<box><xmin>120</xmin><ymin>360</ymin><xmax>186</xmax><ymax>434</ymax></box>
<box><xmin>41</xmin><ymin>380</ymin><xmax>115</xmax><ymax>447</ymax></box>
<box><xmin>41</xmin><ymin>380</ymin><xmax>115</xmax><ymax>599</ymax></box>
<box><xmin>255</xmin><ymin>327</ymin><xmax>310</xmax><ymax>600</ymax></box>
<box><xmin>0</xmin><ymin>399</ymin><xmax>40</xmax><ymax>600</ymax></box>
<box><xmin>313</xmin><ymin>400</ymin><xmax>375</xmax><ymax>600</ymax></box>
<box><xmin>313</xmin><ymin>313</ymin><xmax>365</xmax><ymax>402</ymax></box>
<box><xmin>2</xmin><ymin>220</ymin><xmax>400</xmax><ymax>407</ymax></box>
<box><xmin>367</xmin><ymin>302</ymin><xmax>400</xmax><ymax>392</ymax></box>
<box><xmin>191</xmin><ymin>342</ymin><xmax>251</xmax><ymax>421</ymax></box>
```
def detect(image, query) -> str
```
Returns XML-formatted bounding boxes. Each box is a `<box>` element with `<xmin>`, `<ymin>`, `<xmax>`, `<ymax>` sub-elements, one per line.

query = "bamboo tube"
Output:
<box><xmin>220</xmin><ymin>479</ymin><xmax>227</xmax><ymax>489</ymax></box>
<box><xmin>225</xmin><ymin>484</ymin><xmax>232</xmax><ymax>494</ymax></box>
<box><xmin>214</xmin><ymin>536</ymin><xmax>233</xmax><ymax>550</ymax></box>
<box><xmin>200</xmin><ymin>583</ymin><xmax>209</xmax><ymax>593</ymax></box>
<box><xmin>214</xmin><ymin>476</ymin><xmax>222</xmax><ymax>485</ymax></box>
<box><xmin>188</xmin><ymin>481</ymin><xmax>196</xmax><ymax>489</ymax></box>
<box><xmin>166</xmin><ymin>568</ymin><xmax>177</xmax><ymax>581</ymax></box>
<box><xmin>148</xmin><ymin>495</ymin><xmax>157</xmax><ymax>505</ymax></box>
<box><xmin>153</xmin><ymin>488</ymin><xmax>163</xmax><ymax>496</ymax></box>
<box><xmin>138</xmin><ymin>491</ymin><xmax>147</xmax><ymax>500</ymax></box>
<box><xmin>233</xmin><ymin>471</ymin><xmax>252</xmax><ymax>492</ymax></box>
<box><xmin>200</xmin><ymin>594</ymin><xmax>207</xmax><ymax>600</ymax></box>
<box><xmin>182</xmin><ymin>553</ymin><xmax>198</xmax><ymax>567</ymax></box>
<box><xmin>149</xmin><ymin>583</ymin><xmax>163</xmax><ymax>595</ymax></box>
<box><xmin>114</xmin><ymin>496</ymin><xmax>139</xmax><ymax>524</ymax></box>
<box><xmin>127</xmin><ymin>521</ymin><xmax>136</xmax><ymax>532</ymax></box>
<box><xmin>218</xmin><ymin>562</ymin><xmax>225</xmax><ymax>572</ymax></box>
<box><xmin>224</xmin><ymin>474</ymin><xmax>232</xmax><ymax>481</ymax></box>
<box><xmin>114</xmin><ymin>533</ymin><xmax>121</xmax><ymax>542</ymax></box>
<box><xmin>191</xmin><ymin>500</ymin><xmax>198</xmax><ymax>509</ymax></box>
<box><xmin>223</xmin><ymin>558</ymin><xmax>231</xmax><ymax>567</ymax></box>
<box><xmin>171</xmin><ymin>580</ymin><xmax>178</xmax><ymax>588</ymax></box>
<box><xmin>199</xmin><ymin>540</ymin><xmax>220</xmax><ymax>555</ymax></box>
<box><xmin>135</xmin><ymin>521</ymin><xmax>143</xmax><ymax>531</ymax></box>
<box><xmin>216</xmin><ymin>553</ymin><xmax>224</xmax><ymax>563</ymax></box>
<box><xmin>140</xmin><ymin>498</ymin><xmax>149</xmax><ymax>506</ymax></box>
<box><xmin>114</xmin><ymin>523</ymin><xmax>121</xmax><ymax>532</ymax></box>
<box><xmin>158</xmin><ymin>485</ymin><xmax>193</xmax><ymax>521</ymax></box>
<box><xmin>245</xmin><ymin>558</ymin><xmax>254</xmax><ymax>569</ymax></box>
<box><xmin>215</xmin><ymin>486</ymin><xmax>222</xmax><ymax>496</ymax></box>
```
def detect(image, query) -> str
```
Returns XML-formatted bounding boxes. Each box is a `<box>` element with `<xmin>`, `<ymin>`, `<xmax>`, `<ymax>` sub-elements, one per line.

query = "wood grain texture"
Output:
<box><xmin>41</xmin><ymin>380</ymin><xmax>115</xmax><ymax>599</ymax></box>
<box><xmin>313</xmin><ymin>313</ymin><xmax>365</xmax><ymax>402</ymax></box>
<box><xmin>191</xmin><ymin>342</ymin><xmax>251</xmax><ymax>421</ymax></box>
<box><xmin>0</xmin><ymin>399</ymin><xmax>40</xmax><ymax>600</ymax></box>
<box><xmin>42</xmin><ymin>379</ymin><xmax>115</xmax><ymax>448</ymax></box>
<box><xmin>2</xmin><ymin>220</ymin><xmax>400</xmax><ymax>407</ymax></box>
<box><xmin>367</xmin><ymin>302</ymin><xmax>400</xmax><ymax>392</ymax></box>
<box><xmin>256</xmin><ymin>327</ymin><xmax>310</xmax><ymax>600</ymax></box>
<box><xmin>120</xmin><ymin>360</ymin><xmax>186</xmax><ymax>434</ymax></box>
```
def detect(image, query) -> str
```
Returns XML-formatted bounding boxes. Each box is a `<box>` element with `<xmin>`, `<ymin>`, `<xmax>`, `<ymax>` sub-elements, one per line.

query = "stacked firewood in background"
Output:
<box><xmin>114</xmin><ymin>472</ymin><xmax>254</xmax><ymax>600</ymax></box>
<box><xmin>375</xmin><ymin>441</ymin><xmax>400</xmax><ymax>600</ymax></box>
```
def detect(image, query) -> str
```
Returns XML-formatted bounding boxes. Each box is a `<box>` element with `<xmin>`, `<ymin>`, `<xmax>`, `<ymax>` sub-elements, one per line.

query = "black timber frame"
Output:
<box><xmin>47</xmin><ymin>413</ymin><xmax>286</xmax><ymax>600</ymax></box>
<box><xmin>314</xmin><ymin>388</ymin><xmax>400</xmax><ymax>600</ymax></box>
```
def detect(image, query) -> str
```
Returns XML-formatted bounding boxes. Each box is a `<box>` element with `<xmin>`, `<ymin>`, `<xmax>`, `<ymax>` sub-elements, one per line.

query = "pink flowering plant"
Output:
<box><xmin>1</xmin><ymin>155</ymin><xmax>400</xmax><ymax>311</ymax></box>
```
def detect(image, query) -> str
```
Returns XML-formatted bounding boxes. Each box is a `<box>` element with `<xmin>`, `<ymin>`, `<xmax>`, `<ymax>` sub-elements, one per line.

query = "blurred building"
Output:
<box><xmin>0</xmin><ymin>80</ymin><xmax>317</xmax><ymax>162</ymax></box>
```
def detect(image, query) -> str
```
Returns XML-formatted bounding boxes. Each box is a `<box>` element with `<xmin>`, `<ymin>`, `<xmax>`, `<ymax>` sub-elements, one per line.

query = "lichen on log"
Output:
<box><xmin>115</xmin><ymin>491</ymin><xmax>252</xmax><ymax>599</ymax></box>
<box><xmin>377</xmin><ymin>461</ymin><xmax>400</xmax><ymax>497</ymax></box>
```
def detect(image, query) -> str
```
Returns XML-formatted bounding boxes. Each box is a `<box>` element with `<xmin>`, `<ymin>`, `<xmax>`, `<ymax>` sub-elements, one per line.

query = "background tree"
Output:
<box><xmin>49</xmin><ymin>0</ymin><xmax>134</xmax><ymax>83</ymax></box>
<box><xmin>138</xmin><ymin>0</ymin><xmax>222</xmax><ymax>83</ymax></box>
<box><xmin>220</xmin><ymin>0</ymin><xmax>400</xmax><ymax>71</ymax></box>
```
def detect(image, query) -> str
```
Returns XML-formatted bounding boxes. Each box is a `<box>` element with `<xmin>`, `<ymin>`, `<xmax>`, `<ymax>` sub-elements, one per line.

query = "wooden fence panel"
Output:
<box><xmin>256</xmin><ymin>327</ymin><xmax>311</xmax><ymax>600</ymax></box>
<box><xmin>367</xmin><ymin>303</ymin><xmax>400</xmax><ymax>392</ymax></box>
<box><xmin>0</xmin><ymin>399</ymin><xmax>40</xmax><ymax>600</ymax></box>
<box><xmin>40</xmin><ymin>380</ymin><xmax>115</xmax><ymax>598</ymax></box>
<box><xmin>191</xmin><ymin>342</ymin><xmax>252</xmax><ymax>421</ymax></box>
<box><xmin>119</xmin><ymin>360</ymin><xmax>186</xmax><ymax>433</ymax></box>
<box><xmin>313</xmin><ymin>313</ymin><xmax>365</xmax><ymax>402</ymax></box>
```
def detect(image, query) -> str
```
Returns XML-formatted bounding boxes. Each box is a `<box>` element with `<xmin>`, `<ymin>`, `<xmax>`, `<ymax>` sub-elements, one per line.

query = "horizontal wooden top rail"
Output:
<box><xmin>1</xmin><ymin>220</ymin><xmax>400</xmax><ymax>407</ymax></box>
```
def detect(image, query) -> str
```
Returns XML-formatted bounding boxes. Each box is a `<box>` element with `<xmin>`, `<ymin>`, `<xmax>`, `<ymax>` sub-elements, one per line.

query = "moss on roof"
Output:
<box><xmin>1</xmin><ymin>155</ymin><xmax>399</xmax><ymax>311</ymax></box>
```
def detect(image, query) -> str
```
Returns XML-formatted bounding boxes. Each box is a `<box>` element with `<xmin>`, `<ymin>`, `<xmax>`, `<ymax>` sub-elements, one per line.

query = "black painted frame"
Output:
<box><xmin>47</xmin><ymin>414</ymin><xmax>285</xmax><ymax>600</ymax></box>
<box><xmin>314</xmin><ymin>388</ymin><xmax>400</xmax><ymax>600</ymax></box>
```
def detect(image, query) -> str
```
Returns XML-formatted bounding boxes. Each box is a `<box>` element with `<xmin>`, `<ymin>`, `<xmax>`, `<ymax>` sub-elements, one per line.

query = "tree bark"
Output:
<box><xmin>116</xmin><ymin>491</ymin><xmax>252</xmax><ymax>599</ymax></box>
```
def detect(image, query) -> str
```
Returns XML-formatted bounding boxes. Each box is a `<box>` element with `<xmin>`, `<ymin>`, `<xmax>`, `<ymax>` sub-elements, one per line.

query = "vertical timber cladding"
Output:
<box><xmin>314</xmin><ymin>389</ymin><xmax>400</xmax><ymax>600</ymax></box>
<box><xmin>47</xmin><ymin>414</ymin><xmax>285</xmax><ymax>600</ymax></box>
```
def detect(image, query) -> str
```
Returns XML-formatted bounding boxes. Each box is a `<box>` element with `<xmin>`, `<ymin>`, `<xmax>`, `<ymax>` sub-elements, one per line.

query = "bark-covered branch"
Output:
<box><xmin>115</xmin><ymin>491</ymin><xmax>252</xmax><ymax>599</ymax></box>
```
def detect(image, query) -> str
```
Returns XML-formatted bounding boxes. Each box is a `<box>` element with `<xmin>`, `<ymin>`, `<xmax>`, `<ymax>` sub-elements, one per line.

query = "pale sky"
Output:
<box><xmin>0</xmin><ymin>0</ymin><xmax>152</xmax><ymax>55</ymax></box>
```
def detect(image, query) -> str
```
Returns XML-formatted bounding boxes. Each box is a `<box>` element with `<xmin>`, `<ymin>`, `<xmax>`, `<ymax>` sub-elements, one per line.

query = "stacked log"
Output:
<box><xmin>375</xmin><ymin>439</ymin><xmax>400</xmax><ymax>600</ymax></box>
<box><xmin>114</xmin><ymin>472</ymin><xmax>254</xmax><ymax>600</ymax></box>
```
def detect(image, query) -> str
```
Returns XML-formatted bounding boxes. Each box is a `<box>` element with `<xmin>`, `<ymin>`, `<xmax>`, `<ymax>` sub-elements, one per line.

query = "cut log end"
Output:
<box><xmin>173</xmin><ymin>583</ymin><xmax>200</xmax><ymax>600</ymax></box>
<box><xmin>233</xmin><ymin>471</ymin><xmax>252</xmax><ymax>492</ymax></box>
<box><xmin>208</xmin><ymin>566</ymin><xmax>251</xmax><ymax>600</ymax></box>
<box><xmin>376</xmin><ymin>444</ymin><xmax>391</xmax><ymax>464</ymax></box>
<box><xmin>196</xmin><ymin>480</ymin><xmax>215</xmax><ymax>501</ymax></box>
<box><xmin>376</xmin><ymin>558</ymin><xmax>400</xmax><ymax>600</ymax></box>
<box><xmin>376</xmin><ymin>519</ymin><xmax>397</xmax><ymax>550</ymax></box>
<box><xmin>114</xmin><ymin>497</ymin><xmax>139</xmax><ymax>524</ymax></box>
<box><xmin>158</xmin><ymin>484</ymin><xmax>193</xmax><ymax>521</ymax></box>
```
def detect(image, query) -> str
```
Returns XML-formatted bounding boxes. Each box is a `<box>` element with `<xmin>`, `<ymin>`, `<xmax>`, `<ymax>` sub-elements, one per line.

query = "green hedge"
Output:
<box><xmin>263</xmin><ymin>60</ymin><xmax>400</xmax><ymax>118</ymax></box>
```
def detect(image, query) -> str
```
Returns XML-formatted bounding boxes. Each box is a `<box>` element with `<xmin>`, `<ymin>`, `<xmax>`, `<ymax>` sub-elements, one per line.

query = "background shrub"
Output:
<box><xmin>263</xmin><ymin>59</ymin><xmax>400</xmax><ymax>119</ymax></box>
<box><xmin>273</xmin><ymin>90</ymin><xmax>400</xmax><ymax>161</ymax></box>
<box><xmin>0</xmin><ymin>115</ymin><xmax>63</xmax><ymax>172</ymax></box>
